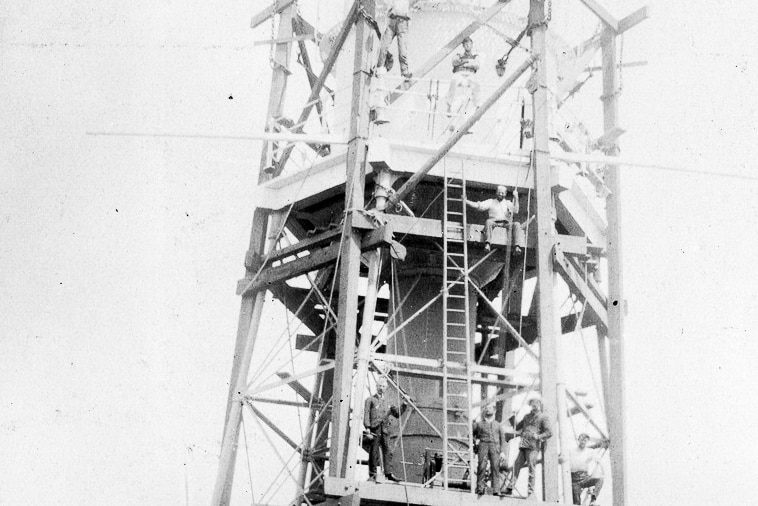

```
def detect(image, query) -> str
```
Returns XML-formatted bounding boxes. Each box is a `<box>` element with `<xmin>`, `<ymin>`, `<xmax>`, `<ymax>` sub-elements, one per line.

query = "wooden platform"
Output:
<box><xmin>324</xmin><ymin>477</ymin><xmax>548</xmax><ymax>506</ymax></box>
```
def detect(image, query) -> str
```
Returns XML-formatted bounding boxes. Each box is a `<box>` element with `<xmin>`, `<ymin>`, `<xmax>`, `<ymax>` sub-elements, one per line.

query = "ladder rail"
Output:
<box><xmin>441</xmin><ymin>158</ymin><xmax>475</xmax><ymax>493</ymax></box>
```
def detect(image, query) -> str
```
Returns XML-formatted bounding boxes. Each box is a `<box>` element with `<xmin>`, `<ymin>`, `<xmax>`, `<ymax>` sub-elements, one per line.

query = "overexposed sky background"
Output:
<box><xmin>2</xmin><ymin>1</ymin><xmax>758</xmax><ymax>505</ymax></box>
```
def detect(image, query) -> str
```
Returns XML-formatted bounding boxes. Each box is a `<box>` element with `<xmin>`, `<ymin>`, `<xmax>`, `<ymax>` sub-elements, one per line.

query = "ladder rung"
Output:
<box><xmin>447</xmin><ymin>211</ymin><xmax>463</xmax><ymax>215</ymax></box>
<box><xmin>447</xmin><ymin>308</ymin><xmax>466</xmax><ymax>312</ymax></box>
<box><xmin>447</xmin><ymin>337</ymin><xmax>466</xmax><ymax>341</ymax></box>
<box><xmin>447</xmin><ymin>322</ymin><xmax>466</xmax><ymax>326</ymax></box>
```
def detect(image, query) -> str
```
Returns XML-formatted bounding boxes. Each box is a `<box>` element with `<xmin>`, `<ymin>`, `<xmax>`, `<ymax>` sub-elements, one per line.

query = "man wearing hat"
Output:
<box><xmin>568</xmin><ymin>433</ymin><xmax>607</xmax><ymax>505</ymax></box>
<box><xmin>465</xmin><ymin>185</ymin><xmax>524</xmax><ymax>253</ymax></box>
<box><xmin>473</xmin><ymin>403</ymin><xmax>508</xmax><ymax>495</ymax></box>
<box><xmin>503</xmin><ymin>395</ymin><xmax>552</xmax><ymax>498</ymax></box>
<box><xmin>363</xmin><ymin>377</ymin><xmax>407</xmax><ymax>482</ymax></box>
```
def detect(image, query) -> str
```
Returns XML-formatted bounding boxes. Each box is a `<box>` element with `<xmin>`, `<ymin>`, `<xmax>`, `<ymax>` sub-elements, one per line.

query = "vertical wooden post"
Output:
<box><xmin>212</xmin><ymin>291</ymin><xmax>266</xmax><ymax>505</ymax></box>
<box><xmin>344</xmin><ymin>249</ymin><xmax>382</xmax><ymax>479</ymax></box>
<box><xmin>601</xmin><ymin>27</ymin><xmax>628</xmax><ymax>506</ymax></box>
<box><xmin>528</xmin><ymin>0</ymin><xmax>569</xmax><ymax>501</ymax></box>
<box><xmin>328</xmin><ymin>0</ymin><xmax>375</xmax><ymax>478</ymax></box>
<box><xmin>213</xmin><ymin>6</ymin><xmax>295</xmax><ymax>505</ymax></box>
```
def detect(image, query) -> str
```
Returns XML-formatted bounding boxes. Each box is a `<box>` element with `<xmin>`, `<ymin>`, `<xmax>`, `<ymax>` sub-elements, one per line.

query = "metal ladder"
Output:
<box><xmin>441</xmin><ymin>159</ymin><xmax>475</xmax><ymax>491</ymax></box>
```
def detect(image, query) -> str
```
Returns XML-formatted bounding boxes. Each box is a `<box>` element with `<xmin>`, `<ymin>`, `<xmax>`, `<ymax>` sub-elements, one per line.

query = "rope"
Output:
<box><xmin>391</xmin><ymin>259</ymin><xmax>410</xmax><ymax>482</ymax></box>
<box><xmin>282</xmin><ymin>286</ymin><xmax>305</xmax><ymax>444</ymax></box>
<box><xmin>573</xmin><ymin>300</ymin><xmax>607</xmax><ymax>416</ymax></box>
<box><xmin>241</xmin><ymin>415</ymin><xmax>256</xmax><ymax>503</ymax></box>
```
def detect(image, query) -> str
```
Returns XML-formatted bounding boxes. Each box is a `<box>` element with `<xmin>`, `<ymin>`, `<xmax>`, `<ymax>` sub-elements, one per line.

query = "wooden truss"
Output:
<box><xmin>211</xmin><ymin>1</ymin><xmax>648</xmax><ymax>505</ymax></box>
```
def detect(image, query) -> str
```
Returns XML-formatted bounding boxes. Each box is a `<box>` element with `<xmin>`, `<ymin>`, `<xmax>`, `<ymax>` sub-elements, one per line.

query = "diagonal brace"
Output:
<box><xmin>388</xmin><ymin>0</ymin><xmax>514</xmax><ymax>104</ymax></box>
<box><xmin>275</xmin><ymin>0</ymin><xmax>361</xmax><ymax>176</ymax></box>
<box><xmin>386</xmin><ymin>54</ymin><xmax>537</xmax><ymax>209</ymax></box>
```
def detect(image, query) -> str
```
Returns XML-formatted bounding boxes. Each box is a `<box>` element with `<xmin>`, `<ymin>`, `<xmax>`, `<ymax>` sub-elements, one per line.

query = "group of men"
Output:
<box><xmin>364</xmin><ymin>381</ymin><xmax>605</xmax><ymax>505</ymax></box>
<box><xmin>473</xmin><ymin>397</ymin><xmax>606</xmax><ymax>504</ymax></box>
<box><xmin>473</xmin><ymin>395</ymin><xmax>553</xmax><ymax>498</ymax></box>
<box><xmin>364</xmin><ymin>8</ymin><xmax>603</xmax><ymax>501</ymax></box>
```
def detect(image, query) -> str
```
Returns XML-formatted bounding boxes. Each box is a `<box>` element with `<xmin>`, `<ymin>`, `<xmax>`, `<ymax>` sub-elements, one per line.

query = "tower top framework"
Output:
<box><xmin>212</xmin><ymin>1</ymin><xmax>648</xmax><ymax>505</ymax></box>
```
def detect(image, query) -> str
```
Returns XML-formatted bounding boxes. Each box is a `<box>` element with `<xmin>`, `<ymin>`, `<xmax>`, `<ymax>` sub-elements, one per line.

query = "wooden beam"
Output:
<box><xmin>554</xmin><ymin>249</ymin><xmax>608</xmax><ymax>331</ymax></box>
<box><xmin>275</xmin><ymin>371</ymin><xmax>323</xmax><ymax>405</ymax></box>
<box><xmin>269</xmin><ymin>285</ymin><xmax>325</xmax><ymax>336</ymax></box>
<box><xmin>618</xmin><ymin>6</ymin><xmax>650</xmax><ymax>34</ymax></box>
<box><xmin>576</xmin><ymin>0</ymin><xmax>619</xmax><ymax>32</ymax></box>
<box><xmin>295</xmin><ymin>14</ymin><xmax>319</xmax><ymax>37</ymax></box>
<box><xmin>566</xmin><ymin>254</ymin><xmax>606</xmax><ymax>305</ymax></box>
<box><xmin>385</xmin><ymin>364</ymin><xmax>537</xmax><ymax>389</ymax></box>
<box><xmin>387</xmin><ymin>0</ymin><xmax>513</xmax><ymax>104</ymax></box>
<box><xmin>276</xmin><ymin>0</ymin><xmax>361</xmax><ymax>175</ymax></box>
<box><xmin>213</xmin><ymin>5</ymin><xmax>296</xmax><ymax>502</ymax></box>
<box><xmin>211</xmin><ymin>291</ymin><xmax>266</xmax><ymax>506</ymax></box>
<box><xmin>351</xmin><ymin>210</ymin><xmax>589</xmax><ymax>255</ymax></box>
<box><xmin>386</xmin><ymin>54</ymin><xmax>537</xmax><ymax>209</ymax></box>
<box><xmin>329</xmin><ymin>0</ymin><xmax>375</xmax><ymax>478</ymax></box>
<box><xmin>344</xmin><ymin>250</ymin><xmax>382</xmax><ymax>479</ymax></box>
<box><xmin>565</xmin><ymin>389</ymin><xmax>608</xmax><ymax>441</ymax></box>
<box><xmin>254</xmin><ymin>34</ymin><xmax>315</xmax><ymax>46</ymax></box>
<box><xmin>261</xmin><ymin>227</ymin><xmax>344</xmax><ymax>267</ymax></box>
<box><xmin>248</xmin><ymin>362</ymin><xmax>335</xmax><ymax>396</ymax></box>
<box><xmin>250</xmin><ymin>0</ymin><xmax>297</xmax><ymax>30</ymax></box>
<box><xmin>246</xmin><ymin>403</ymin><xmax>299</xmax><ymax>451</ymax></box>
<box><xmin>468</xmin><ymin>279</ymin><xmax>538</xmax><ymax>360</ymax></box>
<box><xmin>470</xmin><ymin>363</ymin><xmax>540</xmax><ymax>381</ymax></box>
<box><xmin>325</xmin><ymin>476</ymin><xmax>534</xmax><ymax>506</ymax></box>
<box><xmin>247</xmin><ymin>396</ymin><xmax>325</xmax><ymax>410</ymax></box>
<box><xmin>237</xmin><ymin>226</ymin><xmax>392</xmax><ymax>296</ymax></box>
<box><xmin>292</xmin><ymin>17</ymin><xmax>326</xmax><ymax>126</ymax></box>
<box><xmin>528</xmin><ymin>1</ymin><xmax>567</xmax><ymax>500</ymax></box>
<box><xmin>601</xmin><ymin>25</ymin><xmax>628</xmax><ymax>506</ymax></box>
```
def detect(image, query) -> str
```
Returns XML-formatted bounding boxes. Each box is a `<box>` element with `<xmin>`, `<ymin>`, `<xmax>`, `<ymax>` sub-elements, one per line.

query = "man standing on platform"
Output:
<box><xmin>376</xmin><ymin>0</ymin><xmax>412</xmax><ymax>79</ymax></box>
<box><xmin>503</xmin><ymin>395</ymin><xmax>552</xmax><ymax>498</ymax></box>
<box><xmin>465</xmin><ymin>185</ymin><xmax>524</xmax><ymax>253</ymax></box>
<box><xmin>473</xmin><ymin>403</ymin><xmax>508</xmax><ymax>495</ymax></box>
<box><xmin>568</xmin><ymin>433</ymin><xmax>607</xmax><ymax>505</ymax></box>
<box><xmin>446</xmin><ymin>36</ymin><xmax>481</xmax><ymax>113</ymax></box>
<box><xmin>364</xmin><ymin>377</ymin><xmax>406</xmax><ymax>482</ymax></box>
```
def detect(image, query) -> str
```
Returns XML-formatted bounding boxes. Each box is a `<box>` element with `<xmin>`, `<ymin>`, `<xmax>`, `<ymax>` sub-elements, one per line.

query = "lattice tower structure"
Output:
<box><xmin>211</xmin><ymin>1</ymin><xmax>646</xmax><ymax>505</ymax></box>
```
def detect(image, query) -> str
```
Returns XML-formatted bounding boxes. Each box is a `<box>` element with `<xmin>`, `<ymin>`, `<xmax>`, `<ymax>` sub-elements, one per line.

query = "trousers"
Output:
<box><xmin>571</xmin><ymin>471</ymin><xmax>604</xmax><ymax>504</ymax></box>
<box><xmin>484</xmin><ymin>220</ymin><xmax>525</xmax><ymax>249</ymax></box>
<box><xmin>507</xmin><ymin>448</ymin><xmax>539</xmax><ymax>494</ymax></box>
<box><xmin>476</xmin><ymin>442</ymin><xmax>501</xmax><ymax>493</ymax></box>
<box><xmin>377</xmin><ymin>16</ymin><xmax>409</xmax><ymax>76</ymax></box>
<box><xmin>367</xmin><ymin>429</ymin><xmax>393</xmax><ymax>477</ymax></box>
<box><xmin>447</xmin><ymin>71</ymin><xmax>481</xmax><ymax>111</ymax></box>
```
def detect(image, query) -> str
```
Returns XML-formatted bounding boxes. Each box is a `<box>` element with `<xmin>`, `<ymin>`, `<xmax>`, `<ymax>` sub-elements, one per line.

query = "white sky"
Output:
<box><xmin>2</xmin><ymin>1</ymin><xmax>758</xmax><ymax>505</ymax></box>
